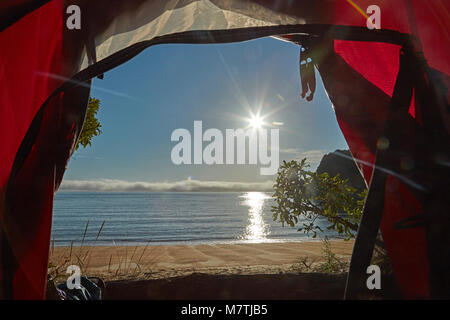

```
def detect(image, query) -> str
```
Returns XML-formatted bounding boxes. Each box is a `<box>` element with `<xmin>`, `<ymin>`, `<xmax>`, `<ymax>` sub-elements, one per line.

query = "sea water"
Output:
<box><xmin>51</xmin><ymin>191</ymin><xmax>342</xmax><ymax>246</ymax></box>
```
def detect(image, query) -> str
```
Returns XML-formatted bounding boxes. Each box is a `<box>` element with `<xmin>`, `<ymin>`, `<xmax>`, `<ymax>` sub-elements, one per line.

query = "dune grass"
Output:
<box><xmin>48</xmin><ymin>220</ymin><xmax>163</xmax><ymax>283</ymax></box>
<box><xmin>290</xmin><ymin>238</ymin><xmax>349</xmax><ymax>274</ymax></box>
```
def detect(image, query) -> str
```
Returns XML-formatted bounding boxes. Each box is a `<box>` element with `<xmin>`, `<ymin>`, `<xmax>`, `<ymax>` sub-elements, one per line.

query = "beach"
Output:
<box><xmin>49</xmin><ymin>192</ymin><xmax>361</xmax><ymax>299</ymax></box>
<box><xmin>50</xmin><ymin>240</ymin><xmax>354</xmax><ymax>281</ymax></box>
<box><xmin>49</xmin><ymin>240</ymin><xmax>359</xmax><ymax>299</ymax></box>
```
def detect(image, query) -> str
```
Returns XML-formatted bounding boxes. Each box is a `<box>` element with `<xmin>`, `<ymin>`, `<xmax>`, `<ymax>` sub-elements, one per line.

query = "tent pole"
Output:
<box><xmin>344</xmin><ymin>45</ymin><xmax>414</xmax><ymax>299</ymax></box>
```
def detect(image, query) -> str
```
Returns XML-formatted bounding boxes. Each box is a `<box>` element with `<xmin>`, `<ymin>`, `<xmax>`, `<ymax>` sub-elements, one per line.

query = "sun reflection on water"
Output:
<box><xmin>240</xmin><ymin>192</ymin><xmax>271</xmax><ymax>242</ymax></box>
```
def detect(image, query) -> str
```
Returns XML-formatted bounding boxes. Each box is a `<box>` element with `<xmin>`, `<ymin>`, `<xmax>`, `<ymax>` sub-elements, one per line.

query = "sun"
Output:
<box><xmin>248</xmin><ymin>115</ymin><xmax>263</xmax><ymax>129</ymax></box>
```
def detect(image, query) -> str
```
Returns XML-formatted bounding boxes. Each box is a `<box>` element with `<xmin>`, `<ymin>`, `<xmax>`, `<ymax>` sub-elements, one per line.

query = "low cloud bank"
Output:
<box><xmin>60</xmin><ymin>178</ymin><xmax>275</xmax><ymax>192</ymax></box>
<box><xmin>280</xmin><ymin>148</ymin><xmax>326</xmax><ymax>164</ymax></box>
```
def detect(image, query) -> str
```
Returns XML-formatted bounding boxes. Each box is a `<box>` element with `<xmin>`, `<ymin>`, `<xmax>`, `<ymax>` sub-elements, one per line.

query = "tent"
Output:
<box><xmin>0</xmin><ymin>0</ymin><xmax>449</xmax><ymax>299</ymax></box>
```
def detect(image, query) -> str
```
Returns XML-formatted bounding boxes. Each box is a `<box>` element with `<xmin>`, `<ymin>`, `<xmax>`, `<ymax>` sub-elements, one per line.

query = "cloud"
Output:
<box><xmin>279</xmin><ymin>148</ymin><xmax>301</xmax><ymax>155</ymax></box>
<box><xmin>279</xmin><ymin>148</ymin><xmax>326</xmax><ymax>164</ymax></box>
<box><xmin>59</xmin><ymin>178</ymin><xmax>275</xmax><ymax>192</ymax></box>
<box><xmin>298</xmin><ymin>150</ymin><xmax>327</xmax><ymax>164</ymax></box>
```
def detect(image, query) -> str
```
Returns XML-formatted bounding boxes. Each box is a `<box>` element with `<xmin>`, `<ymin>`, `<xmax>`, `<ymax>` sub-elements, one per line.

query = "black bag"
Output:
<box><xmin>54</xmin><ymin>276</ymin><xmax>105</xmax><ymax>300</ymax></box>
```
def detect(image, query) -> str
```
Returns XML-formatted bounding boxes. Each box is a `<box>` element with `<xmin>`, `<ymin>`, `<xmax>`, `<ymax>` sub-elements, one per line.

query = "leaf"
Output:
<box><xmin>271</xmin><ymin>156</ymin><xmax>365</xmax><ymax>239</ymax></box>
<box><xmin>75</xmin><ymin>97</ymin><xmax>102</xmax><ymax>150</ymax></box>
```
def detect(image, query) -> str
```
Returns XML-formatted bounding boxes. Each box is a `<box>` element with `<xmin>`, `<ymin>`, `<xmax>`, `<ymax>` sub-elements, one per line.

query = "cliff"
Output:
<box><xmin>316</xmin><ymin>149</ymin><xmax>366</xmax><ymax>192</ymax></box>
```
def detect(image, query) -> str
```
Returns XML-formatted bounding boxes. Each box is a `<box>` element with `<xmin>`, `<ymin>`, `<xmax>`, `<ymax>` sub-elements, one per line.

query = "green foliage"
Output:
<box><xmin>314</xmin><ymin>238</ymin><xmax>348</xmax><ymax>273</ymax></box>
<box><xmin>75</xmin><ymin>98</ymin><xmax>102</xmax><ymax>150</ymax></box>
<box><xmin>272</xmin><ymin>159</ymin><xmax>367</xmax><ymax>239</ymax></box>
<box><xmin>290</xmin><ymin>238</ymin><xmax>348</xmax><ymax>274</ymax></box>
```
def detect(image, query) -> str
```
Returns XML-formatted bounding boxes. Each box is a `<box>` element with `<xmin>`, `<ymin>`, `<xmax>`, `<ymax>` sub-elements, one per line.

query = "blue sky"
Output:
<box><xmin>61</xmin><ymin>36</ymin><xmax>348</xmax><ymax>190</ymax></box>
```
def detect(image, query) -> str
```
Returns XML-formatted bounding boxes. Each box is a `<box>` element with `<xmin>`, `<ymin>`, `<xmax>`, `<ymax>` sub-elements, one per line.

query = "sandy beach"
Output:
<box><xmin>49</xmin><ymin>240</ymin><xmax>404</xmax><ymax>299</ymax></box>
<box><xmin>50</xmin><ymin>240</ymin><xmax>354</xmax><ymax>281</ymax></box>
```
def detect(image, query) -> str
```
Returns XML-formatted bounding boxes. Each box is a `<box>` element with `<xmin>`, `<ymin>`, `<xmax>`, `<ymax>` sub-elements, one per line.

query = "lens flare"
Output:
<box><xmin>248</xmin><ymin>115</ymin><xmax>263</xmax><ymax>129</ymax></box>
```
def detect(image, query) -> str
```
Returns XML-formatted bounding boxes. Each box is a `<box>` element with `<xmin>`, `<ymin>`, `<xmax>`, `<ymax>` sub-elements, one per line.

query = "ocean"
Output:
<box><xmin>51</xmin><ymin>191</ymin><xmax>342</xmax><ymax>246</ymax></box>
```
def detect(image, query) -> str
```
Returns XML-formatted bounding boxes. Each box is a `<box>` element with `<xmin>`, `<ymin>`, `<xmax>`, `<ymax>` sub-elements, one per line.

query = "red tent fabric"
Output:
<box><xmin>0</xmin><ymin>0</ymin><xmax>448</xmax><ymax>299</ymax></box>
<box><xmin>329</xmin><ymin>0</ymin><xmax>449</xmax><ymax>299</ymax></box>
<box><xmin>0</xmin><ymin>1</ymin><xmax>64</xmax><ymax>299</ymax></box>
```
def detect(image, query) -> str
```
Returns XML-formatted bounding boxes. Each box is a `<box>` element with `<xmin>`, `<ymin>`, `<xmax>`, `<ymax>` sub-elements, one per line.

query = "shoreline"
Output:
<box><xmin>50</xmin><ymin>237</ymin><xmax>346</xmax><ymax>248</ymax></box>
<box><xmin>49</xmin><ymin>240</ymin><xmax>354</xmax><ymax>282</ymax></box>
